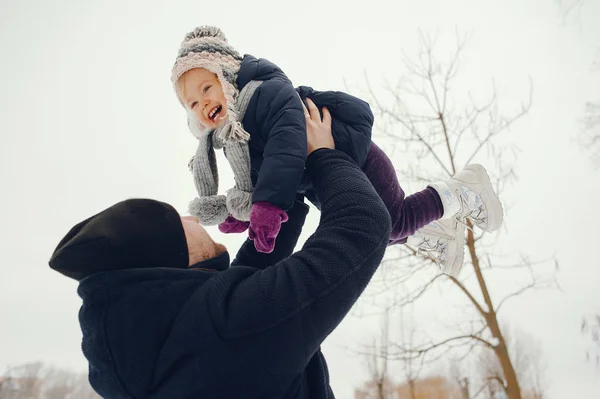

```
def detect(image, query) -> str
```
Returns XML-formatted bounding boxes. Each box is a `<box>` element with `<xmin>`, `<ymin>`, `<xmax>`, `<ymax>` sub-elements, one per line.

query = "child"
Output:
<box><xmin>171</xmin><ymin>26</ymin><xmax>503</xmax><ymax>276</ymax></box>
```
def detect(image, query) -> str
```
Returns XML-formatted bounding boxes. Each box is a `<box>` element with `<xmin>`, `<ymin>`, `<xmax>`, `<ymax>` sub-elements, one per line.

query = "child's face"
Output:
<box><xmin>178</xmin><ymin>68</ymin><xmax>228</xmax><ymax>129</ymax></box>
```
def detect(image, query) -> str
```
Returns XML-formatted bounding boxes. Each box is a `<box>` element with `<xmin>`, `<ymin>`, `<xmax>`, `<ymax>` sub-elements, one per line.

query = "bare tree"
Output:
<box><xmin>0</xmin><ymin>362</ymin><xmax>100</xmax><ymax>399</ymax></box>
<box><xmin>442</xmin><ymin>327</ymin><xmax>546</xmax><ymax>399</ymax></box>
<box><xmin>555</xmin><ymin>0</ymin><xmax>600</xmax><ymax>166</ymax></box>
<box><xmin>515</xmin><ymin>332</ymin><xmax>546</xmax><ymax>399</ymax></box>
<box><xmin>369</xmin><ymin>309</ymin><xmax>391</xmax><ymax>399</ymax></box>
<box><xmin>355</xmin><ymin>303</ymin><xmax>430</xmax><ymax>399</ymax></box>
<box><xmin>582</xmin><ymin>313</ymin><xmax>600</xmax><ymax>367</ymax></box>
<box><xmin>555</xmin><ymin>1</ymin><xmax>600</xmax><ymax>366</ymax></box>
<box><xmin>448</xmin><ymin>360</ymin><xmax>471</xmax><ymax>399</ymax></box>
<box><xmin>0</xmin><ymin>362</ymin><xmax>45</xmax><ymax>399</ymax></box>
<box><xmin>356</xmin><ymin>309</ymin><xmax>396</xmax><ymax>399</ymax></box>
<box><xmin>398</xmin><ymin>305</ymin><xmax>423</xmax><ymax>399</ymax></box>
<box><xmin>356</xmin><ymin>30</ymin><xmax>559</xmax><ymax>399</ymax></box>
<box><xmin>472</xmin><ymin>328</ymin><xmax>546</xmax><ymax>399</ymax></box>
<box><xmin>577</xmin><ymin>40</ymin><xmax>600</xmax><ymax>167</ymax></box>
<box><xmin>43</xmin><ymin>367</ymin><xmax>76</xmax><ymax>399</ymax></box>
<box><xmin>580</xmin><ymin>91</ymin><xmax>600</xmax><ymax>166</ymax></box>
<box><xmin>555</xmin><ymin>0</ymin><xmax>587</xmax><ymax>21</ymax></box>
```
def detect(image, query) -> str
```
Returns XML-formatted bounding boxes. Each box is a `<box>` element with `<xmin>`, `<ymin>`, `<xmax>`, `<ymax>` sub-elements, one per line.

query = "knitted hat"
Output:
<box><xmin>171</xmin><ymin>26</ymin><xmax>246</xmax><ymax>141</ymax></box>
<box><xmin>49</xmin><ymin>199</ymin><xmax>189</xmax><ymax>281</ymax></box>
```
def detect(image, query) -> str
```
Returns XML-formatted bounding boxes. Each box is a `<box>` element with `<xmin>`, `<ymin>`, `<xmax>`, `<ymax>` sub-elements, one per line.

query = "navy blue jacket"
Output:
<box><xmin>77</xmin><ymin>150</ymin><xmax>391</xmax><ymax>398</ymax></box>
<box><xmin>237</xmin><ymin>55</ymin><xmax>374</xmax><ymax>210</ymax></box>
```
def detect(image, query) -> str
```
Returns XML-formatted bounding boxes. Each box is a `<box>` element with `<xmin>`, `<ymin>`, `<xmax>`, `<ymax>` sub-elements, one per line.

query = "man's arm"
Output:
<box><xmin>207</xmin><ymin>147</ymin><xmax>391</xmax><ymax>372</ymax></box>
<box><xmin>231</xmin><ymin>197</ymin><xmax>309</xmax><ymax>270</ymax></box>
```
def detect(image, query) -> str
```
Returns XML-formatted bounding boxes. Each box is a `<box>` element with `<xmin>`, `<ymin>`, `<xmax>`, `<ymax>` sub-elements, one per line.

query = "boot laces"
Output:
<box><xmin>413</xmin><ymin>236</ymin><xmax>447</xmax><ymax>265</ymax></box>
<box><xmin>456</xmin><ymin>194</ymin><xmax>487</xmax><ymax>231</ymax></box>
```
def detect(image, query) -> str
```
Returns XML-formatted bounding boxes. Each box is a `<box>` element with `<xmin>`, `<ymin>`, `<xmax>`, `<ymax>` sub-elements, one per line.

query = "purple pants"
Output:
<box><xmin>362</xmin><ymin>143</ymin><xmax>444</xmax><ymax>245</ymax></box>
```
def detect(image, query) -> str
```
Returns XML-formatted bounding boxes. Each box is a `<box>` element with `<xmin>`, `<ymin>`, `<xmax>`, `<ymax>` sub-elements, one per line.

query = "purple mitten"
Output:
<box><xmin>218</xmin><ymin>215</ymin><xmax>250</xmax><ymax>234</ymax></box>
<box><xmin>248</xmin><ymin>202</ymin><xmax>289</xmax><ymax>253</ymax></box>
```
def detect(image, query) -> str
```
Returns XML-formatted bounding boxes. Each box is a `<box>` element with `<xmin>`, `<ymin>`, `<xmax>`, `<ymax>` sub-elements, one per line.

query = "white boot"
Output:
<box><xmin>406</xmin><ymin>219</ymin><xmax>466</xmax><ymax>277</ymax></box>
<box><xmin>428</xmin><ymin>164</ymin><xmax>503</xmax><ymax>232</ymax></box>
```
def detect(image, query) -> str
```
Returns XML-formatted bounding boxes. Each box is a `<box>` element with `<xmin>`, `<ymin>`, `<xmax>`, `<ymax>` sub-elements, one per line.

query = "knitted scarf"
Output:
<box><xmin>188</xmin><ymin>80</ymin><xmax>263</xmax><ymax>225</ymax></box>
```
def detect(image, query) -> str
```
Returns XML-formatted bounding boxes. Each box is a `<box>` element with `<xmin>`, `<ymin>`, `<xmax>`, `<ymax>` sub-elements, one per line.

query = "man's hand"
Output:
<box><xmin>302</xmin><ymin>98</ymin><xmax>334</xmax><ymax>155</ymax></box>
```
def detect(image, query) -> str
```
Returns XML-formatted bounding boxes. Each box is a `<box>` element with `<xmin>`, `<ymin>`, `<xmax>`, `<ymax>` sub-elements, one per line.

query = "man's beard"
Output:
<box><xmin>188</xmin><ymin>241</ymin><xmax>228</xmax><ymax>270</ymax></box>
<box><xmin>212</xmin><ymin>242</ymin><xmax>227</xmax><ymax>257</ymax></box>
<box><xmin>188</xmin><ymin>239</ymin><xmax>227</xmax><ymax>267</ymax></box>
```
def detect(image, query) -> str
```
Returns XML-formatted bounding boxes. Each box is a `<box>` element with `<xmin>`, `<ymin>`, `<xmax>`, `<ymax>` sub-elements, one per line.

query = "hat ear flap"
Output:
<box><xmin>187</xmin><ymin>109</ymin><xmax>205</xmax><ymax>139</ymax></box>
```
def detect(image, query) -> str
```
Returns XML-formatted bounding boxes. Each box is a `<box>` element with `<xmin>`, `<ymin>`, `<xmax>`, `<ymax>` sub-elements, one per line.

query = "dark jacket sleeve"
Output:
<box><xmin>251</xmin><ymin>79</ymin><xmax>307</xmax><ymax>211</ymax></box>
<box><xmin>207</xmin><ymin>149</ymin><xmax>391</xmax><ymax>373</ymax></box>
<box><xmin>297</xmin><ymin>86</ymin><xmax>374</xmax><ymax>168</ymax></box>
<box><xmin>231</xmin><ymin>197</ymin><xmax>309</xmax><ymax>270</ymax></box>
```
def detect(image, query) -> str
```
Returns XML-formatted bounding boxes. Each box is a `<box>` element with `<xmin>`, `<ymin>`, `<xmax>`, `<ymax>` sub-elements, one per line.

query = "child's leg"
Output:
<box><xmin>362</xmin><ymin>142</ymin><xmax>444</xmax><ymax>245</ymax></box>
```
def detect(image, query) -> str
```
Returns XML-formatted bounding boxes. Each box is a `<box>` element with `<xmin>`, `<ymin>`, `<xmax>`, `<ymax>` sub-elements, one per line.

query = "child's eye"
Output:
<box><xmin>190</xmin><ymin>101</ymin><xmax>198</xmax><ymax>109</ymax></box>
<box><xmin>204</xmin><ymin>85</ymin><xmax>212</xmax><ymax>93</ymax></box>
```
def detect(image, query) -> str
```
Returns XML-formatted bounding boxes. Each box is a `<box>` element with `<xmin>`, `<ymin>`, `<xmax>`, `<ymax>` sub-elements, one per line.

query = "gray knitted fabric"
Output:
<box><xmin>171</xmin><ymin>26</ymin><xmax>244</xmax><ymax>140</ymax></box>
<box><xmin>188</xmin><ymin>80</ymin><xmax>263</xmax><ymax>225</ymax></box>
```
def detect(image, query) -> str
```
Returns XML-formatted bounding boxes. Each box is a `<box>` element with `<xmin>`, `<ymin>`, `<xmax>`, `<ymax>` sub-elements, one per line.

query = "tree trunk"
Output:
<box><xmin>494</xmin><ymin>340</ymin><xmax>522</xmax><ymax>399</ymax></box>
<box><xmin>408</xmin><ymin>378</ymin><xmax>416</xmax><ymax>399</ymax></box>
<box><xmin>466</xmin><ymin>227</ymin><xmax>522</xmax><ymax>399</ymax></box>
<box><xmin>460</xmin><ymin>377</ymin><xmax>470</xmax><ymax>399</ymax></box>
<box><xmin>376</xmin><ymin>380</ymin><xmax>384</xmax><ymax>399</ymax></box>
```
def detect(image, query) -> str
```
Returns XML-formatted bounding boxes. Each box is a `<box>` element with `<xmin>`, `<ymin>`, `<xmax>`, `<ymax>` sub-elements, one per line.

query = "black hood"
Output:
<box><xmin>49</xmin><ymin>199</ymin><xmax>189</xmax><ymax>281</ymax></box>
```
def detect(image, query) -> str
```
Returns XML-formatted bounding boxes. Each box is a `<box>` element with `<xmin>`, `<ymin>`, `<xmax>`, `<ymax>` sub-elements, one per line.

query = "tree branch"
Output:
<box><xmin>464</xmin><ymin>76</ymin><xmax>533</xmax><ymax>165</ymax></box>
<box><xmin>447</xmin><ymin>274</ymin><xmax>489</xmax><ymax>319</ymax></box>
<box><xmin>389</xmin><ymin>333</ymin><xmax>495</xmax><ymax>362</ymax></box>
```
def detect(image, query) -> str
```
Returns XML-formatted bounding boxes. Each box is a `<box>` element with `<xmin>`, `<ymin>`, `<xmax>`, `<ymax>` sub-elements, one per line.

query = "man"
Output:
<box><xmin>49</xmin><ymin>100</ymin><xmax>392</xmax><ymax>398</ymax></box>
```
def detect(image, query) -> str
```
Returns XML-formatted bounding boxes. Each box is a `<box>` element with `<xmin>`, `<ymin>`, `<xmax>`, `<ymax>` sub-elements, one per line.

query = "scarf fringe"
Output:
<box><xmin>217</xmin><ymin>120</ymin><xmax>251</xmax><ymax>144</ymax></box>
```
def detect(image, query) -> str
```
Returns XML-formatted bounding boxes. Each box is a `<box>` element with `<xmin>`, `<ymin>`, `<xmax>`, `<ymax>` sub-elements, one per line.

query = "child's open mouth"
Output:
<box><xmin>208</xmin><ymin>105</ymin><xmax>223</xmax><ymax>122</ymax></box>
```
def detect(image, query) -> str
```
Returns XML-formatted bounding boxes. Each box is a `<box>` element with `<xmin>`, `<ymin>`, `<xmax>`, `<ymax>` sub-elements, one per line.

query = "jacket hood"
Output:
<box><xmin>236</xmin><ymin>54</ymin><xmax>290</xmax><ymax>89</ymax></box>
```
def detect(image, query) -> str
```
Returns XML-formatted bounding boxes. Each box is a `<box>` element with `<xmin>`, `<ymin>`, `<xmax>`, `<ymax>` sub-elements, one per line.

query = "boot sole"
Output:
<box><xmin>462</xmin><ymin>164</ymin><xmax>504</xmax><ymax>232</ymax></box>
<box><xmin>441</xmin><ymin>223</ymin><xmax>465</xmax><ymax>277</ymax></box>
<box><xmin>422</xmin><ymin>221</ymin><xmax>466</xmax><ymax>277</ymax></box>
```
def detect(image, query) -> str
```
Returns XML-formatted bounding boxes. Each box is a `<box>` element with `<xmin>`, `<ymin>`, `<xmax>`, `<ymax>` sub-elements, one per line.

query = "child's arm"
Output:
<box><xmin>251</xmin><ymin>79</ymin><xmax>307</xmax><ymax>209</ymax></box>
<box><xmin>247</xmin><ymin>79</ymin><xmax>308</xmax><ymax>252</ymax></box>
<box><xmin>297</xmin><ymin>86</ymin><xmax>375</xmax><ymax>168</ymax></box>
<box><xmin>231</xmin><ymin>197</ymin><xmax>309</xmax><ymax>270</ymax></box>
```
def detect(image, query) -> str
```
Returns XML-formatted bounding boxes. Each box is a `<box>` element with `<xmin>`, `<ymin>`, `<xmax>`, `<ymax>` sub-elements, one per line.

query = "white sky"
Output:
<box><xmin>1</xmin><ymin>0</ymin><xmax>599</xmax><ymax>398</ymax></box>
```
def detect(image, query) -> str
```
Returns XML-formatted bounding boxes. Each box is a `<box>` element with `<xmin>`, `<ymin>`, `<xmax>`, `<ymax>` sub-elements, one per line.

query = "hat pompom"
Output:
<box><xmin>184</xmin><ymin>26</ymin><xmax>228</xmax><ymax>43</ymax></box>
